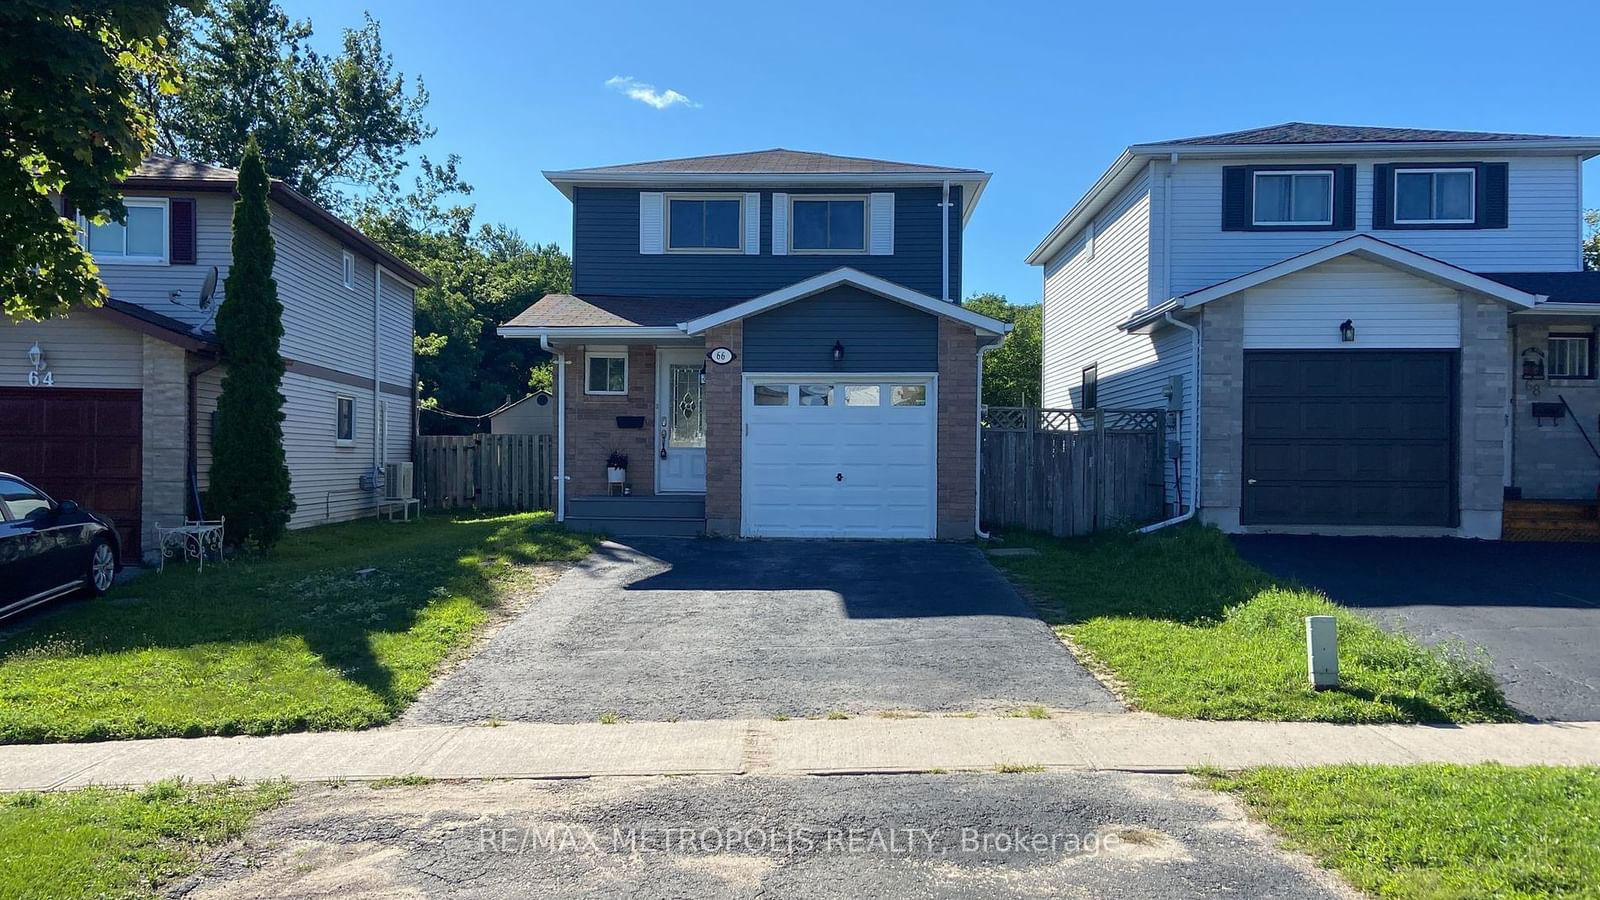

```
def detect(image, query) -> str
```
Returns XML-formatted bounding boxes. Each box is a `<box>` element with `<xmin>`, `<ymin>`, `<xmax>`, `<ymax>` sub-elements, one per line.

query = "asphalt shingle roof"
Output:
<box><xmin>550</xmin><ymin>149</ymin><xmax>982</xmax><ymax>176</ymax></box>
<box><xmin>1145</xmin><ymin>122</ymin><xmax>1590</xmax><ymax>146</ymax></box>
<box><xmin>1480</xmin><ymin>271</ymin><xmax>1600</xmax><ymax>304</ymax></box>
<box><xmin>503</xmin><ymin>294</ymin><xmax>743</xmax><ymax>328</ymax></box>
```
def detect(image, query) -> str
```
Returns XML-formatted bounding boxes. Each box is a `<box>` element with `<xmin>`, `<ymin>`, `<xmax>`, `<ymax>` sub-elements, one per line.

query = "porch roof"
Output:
<box><xmin>502</xmin><ymin>293</ymin><xmax>741</xmax><ymax>329</ymax></box>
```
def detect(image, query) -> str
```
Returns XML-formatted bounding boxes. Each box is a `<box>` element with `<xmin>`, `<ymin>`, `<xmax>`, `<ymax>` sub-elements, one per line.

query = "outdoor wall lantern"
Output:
<box><xmin>27</xmin><ymin>342</ymin><xmax>45</xmax><ymax>371</ymax></box>
<box><xmin>1521</xmin><ymin>347</ymin><xmax>1546</xmax><ymax>380</ymax></box>
<box><xmin>832</xmin><ymin>341</ymin><xmax>845</xmax><ymax>362</ymax></box>
<box><xmin>1338</xmin><ymin>320</ymin><xmax>1355</xmax><ymax>343</ymax></box>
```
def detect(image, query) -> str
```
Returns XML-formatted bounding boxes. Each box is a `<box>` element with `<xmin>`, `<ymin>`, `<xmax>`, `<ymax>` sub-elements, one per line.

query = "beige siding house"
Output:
<box><xmin>0</xmin><ymin>157</ymin><xmax>427</xmax><ymax>560</ymax></box>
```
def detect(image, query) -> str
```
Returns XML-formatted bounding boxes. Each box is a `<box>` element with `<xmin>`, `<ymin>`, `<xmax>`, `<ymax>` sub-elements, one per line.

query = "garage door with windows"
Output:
<box><xmin>1242</xmin><ymin>351</ymin><xmax>1455</xmax><ymax>527</ymax></box>
<box><xmin>744</xmin><ymin>379</ymin><xmax>935</xmax><ymax>538</ymax></box>
<box><xmin>0</xmin><ymin>388</ymin><xmax>143</xmax><ymax>548</ymax></box>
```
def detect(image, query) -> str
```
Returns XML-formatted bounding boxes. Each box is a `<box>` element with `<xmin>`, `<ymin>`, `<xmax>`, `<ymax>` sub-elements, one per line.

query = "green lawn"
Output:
<box><xmin>990</xmin><ymin>525</ymin><xmax>1515</xmax><ymax>723</ymax></box>
<box><xmin>0</xmin><ymin>779</ymin><xmax>291</xmax><ymax>900</ymax></box>
<box><xmin>1206</xmin><ymin>765</ymin><xmax>1600</xmax><ymax>899</ymax></box>
<box><xmin>0</xmin><ymin>513</ymin><xmax>593</xmax><ymax>743</ymax></box>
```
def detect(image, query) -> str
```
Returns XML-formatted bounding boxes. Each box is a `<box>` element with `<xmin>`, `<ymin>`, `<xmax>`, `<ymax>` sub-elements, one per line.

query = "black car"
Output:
<box><xmin>1</xmin><ymin>473</ymin><xmax>122</xmax><ymax>619</ymax></box>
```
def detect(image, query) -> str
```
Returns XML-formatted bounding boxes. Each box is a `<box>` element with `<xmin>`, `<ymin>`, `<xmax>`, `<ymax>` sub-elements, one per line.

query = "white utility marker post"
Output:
<box><xmin>1305</xmin><ymin>616</ymin><xmax>1338</xmax><ymax>690</ymax></box>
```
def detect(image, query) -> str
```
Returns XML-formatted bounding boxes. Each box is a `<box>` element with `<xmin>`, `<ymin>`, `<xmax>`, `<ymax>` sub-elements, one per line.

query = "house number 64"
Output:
<box><xmin>27</xmin><ymin>369</ymin><xmax>54</xmax><ymax>386</ymax></box>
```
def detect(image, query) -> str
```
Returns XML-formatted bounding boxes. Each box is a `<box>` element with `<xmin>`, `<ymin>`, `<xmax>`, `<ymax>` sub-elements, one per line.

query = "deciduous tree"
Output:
<box><xmin>964</xmin><ymin>293</ymin><xmax>1042</xmax><ymax>407</ymax></box>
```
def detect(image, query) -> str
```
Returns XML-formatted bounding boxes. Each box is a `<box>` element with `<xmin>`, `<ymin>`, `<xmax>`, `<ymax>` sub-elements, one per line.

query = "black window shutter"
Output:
<box><xmin>170</xmin><ymin>198</ymin><xmax>197</xmax><ymax>264</ymax></box>
<box><xmin>1371</xmin><ymin>164</ymin><xmax>1393</xmax><ymax>229</ymax></box>
<box><xmin>1333</xmin><ymin>165</ymin><xmax>1356</xmax><ymax>230</ymax></box>
<box><xmin>1221</xmin><ymin>166</ymin><xmax>1251</xmax><ymax>231</ymax></box>
<box><xmin>1477</xmin><ymin>162</ymin><xmax>1509</xmax><ymax>229</ymax></box>
<box><xmin>60</xmin><ymin>196</ymin><xmax>75</xmax><ymax>221</ymax></box>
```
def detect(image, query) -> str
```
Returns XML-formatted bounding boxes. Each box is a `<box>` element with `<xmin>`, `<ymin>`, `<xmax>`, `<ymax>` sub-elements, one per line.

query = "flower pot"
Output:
<box><xmin>606</xmin><ymin>467</ymin><xmax>626</xmax><ymax>484</ymax></box>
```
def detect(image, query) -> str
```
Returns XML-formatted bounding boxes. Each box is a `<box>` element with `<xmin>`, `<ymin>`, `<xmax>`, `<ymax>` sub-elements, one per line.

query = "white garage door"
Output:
<box><xmin>743</xmin><ymin>378</ymin><xmax>936</xmax><ymax>538</ymax></box>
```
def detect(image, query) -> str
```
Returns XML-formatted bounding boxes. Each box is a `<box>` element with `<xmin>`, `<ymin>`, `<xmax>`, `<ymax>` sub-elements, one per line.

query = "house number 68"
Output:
<box><xmin>27</xmin><ymin>370</ymin><xmax>54</xmax><ymax>386</ymax></box>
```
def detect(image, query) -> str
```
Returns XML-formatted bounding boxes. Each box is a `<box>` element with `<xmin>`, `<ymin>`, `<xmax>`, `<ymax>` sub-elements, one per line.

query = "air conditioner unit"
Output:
<box><xmin>384</xmin><ymin>461</ymin><xmax>414</xmax><ymax>500</ymax></box>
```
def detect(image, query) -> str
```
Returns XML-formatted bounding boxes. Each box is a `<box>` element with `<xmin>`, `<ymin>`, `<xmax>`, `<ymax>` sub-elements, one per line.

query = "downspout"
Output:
<box><xmin>372</xmin><ymin>265</ymin><xmax>385</xmax><ymax>481</ymax></box>
<box><xmin>540</xmin><ymin>333</ymin><xmax>567</xmax><ymax>522</ymax></box>
<box><xmin>186</xmin><ymin>356</ymin><xmax>222</xmax><ymax>519</ymax></box>
<box><xmin>975</xmin><ymin>338</ymin><xmax>1003</xmax><ymax>539</ymax></box>
<box><xmin>1135</xmin><ymin>311</ymin><xmax>1200</xmax><ymax>534</ymax></box>
<box><xmin>941</xmin><ymin>179</ymin><xmax>951</xmax><ymax>302</ymax></box>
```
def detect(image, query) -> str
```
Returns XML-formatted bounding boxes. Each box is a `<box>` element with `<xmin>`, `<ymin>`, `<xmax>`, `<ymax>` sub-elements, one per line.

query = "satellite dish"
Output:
<box><xmin>198</xmin><ymin>266</ymin><xmax>219</xmax><ymax>309</ymax></box>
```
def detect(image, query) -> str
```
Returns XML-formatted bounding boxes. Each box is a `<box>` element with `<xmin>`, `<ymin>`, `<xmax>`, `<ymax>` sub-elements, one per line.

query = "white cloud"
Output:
<box><xmin>605</xmin><ymin>76</ymin><xmax>698</xmax><ymax>110</ymax></box>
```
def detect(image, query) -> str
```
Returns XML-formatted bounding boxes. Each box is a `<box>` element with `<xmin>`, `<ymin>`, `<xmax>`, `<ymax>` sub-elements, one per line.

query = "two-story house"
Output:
<box><xmin>1030</xmin><ymin>124</ymin><xmax>1600</xmax><ymax>540</ymax></box>
<box><xmin>0</xmin><ymin>156</ymin><xmax>427</xmax><ymax>560</ymax></box>
<box><xmin>498</xmin><ymin>150</ymin><xmax>1007</xmax><ymax>539</ymax></box>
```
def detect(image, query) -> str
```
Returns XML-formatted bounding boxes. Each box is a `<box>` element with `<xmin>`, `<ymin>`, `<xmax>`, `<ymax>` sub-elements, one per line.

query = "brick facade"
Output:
<box><xmin>140</xmin><ymin>336</ymin><xmax>188</xmax><ymax>561</ymax></box>
<box><xmin>936</xmin><ymin>318</ymin><xmax>977</xmax><ymax>540</ymax></box>
<box><xmin>1458</xmin><ymin>297</ymin><xmax>1509</xmax><ymax>538</ymax></box>
<box><xmin>561</xmin><ymin>344</ymin><xmax>657</xmax><ymax>498</ymax></box>
<box><xmin>1197</xmin><ymin>300</ymin><xmax>1244</xmax><ymax>530</ymax></box>
<box><xmin>1511</xmin><ymin>317</ymin><xmax>1600</xmax><ymax>499</ymax></box>
<box><xmin>703</xmin><ymin>323</ymin><xmax>743</xmax><ymax>536</ymax></box>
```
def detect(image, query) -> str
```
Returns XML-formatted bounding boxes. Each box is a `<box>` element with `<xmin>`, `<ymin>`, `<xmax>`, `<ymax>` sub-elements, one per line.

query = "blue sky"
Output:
<box><xmin>283</xmin><ymin>0</ymin><xmax>1598</xmax><ymax>303</ymax></box>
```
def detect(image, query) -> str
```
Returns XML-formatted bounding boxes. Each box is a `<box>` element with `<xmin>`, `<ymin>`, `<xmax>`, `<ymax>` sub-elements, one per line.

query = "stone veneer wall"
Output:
<box><xmin>561</xmin><ymin>344</ymin><xmax>656</xmax><ymax>499</ymax></box>
<box><xmin>936</xmin><ymin>318</ymin><xmax>977</xmax><ymax>540</ymax></box>
<box><xmin>140</xmin><ymin>336</ymin><xmax>188</xmax><ymax>560</ymax></box>
<box><xmin>703</xmin><ymin>322</ymin><xmax>743</xmax><ymax>536</ymax></box>
<box><xmin>1510</xmin><ymin>317</ymin><xmax>1600</xmax><ymax>499</ymax></box>
<box><xmin>1197</xmin><ymin>300</ymin><xmax>1244</xmax><ymax>529</ymax></box>
<box><xmin>1458</xmin><ymin>296</ymin><xmax>1509</xmax><ymax>537</ymax></box>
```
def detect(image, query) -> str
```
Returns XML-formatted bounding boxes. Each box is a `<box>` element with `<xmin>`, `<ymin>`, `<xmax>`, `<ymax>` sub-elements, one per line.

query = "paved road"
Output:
<box><xmin>403</xmin><ymin>539</ymin><xmax>1119</xmax><ymax>725</ymax></box>
<box><xmin>1233</xmin><ymin>535</ymin><xmax>1600</xmax><ymax>721</ymax></box>
<box><xmin>179</xmin><ymin>774</ymin><xmax>1349</xmax><ymax>899</ymax></box>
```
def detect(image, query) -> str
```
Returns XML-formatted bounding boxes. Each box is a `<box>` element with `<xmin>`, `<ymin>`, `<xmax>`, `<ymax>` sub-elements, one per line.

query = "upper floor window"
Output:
<box><xmin>667</xmin><ymin>195</ymin><xmax>742</xmax><ymax>252</ymax></box>
<box><xmin>1394</xmin><ymin>168</ymin><xmax>1475</xmax><ymax>224</ymax></box>
<box><xmin>791</xmin><ymin>197</ymin><xmax>866</xmax><ymax>253</ymax></box>
<box><xmin>1252</xmin><ymin>171</ymin><xmax>1333</xmax><ymax>226</ymax></box>
<box><xmin>341</xmin><ymin>250</ymin><xmax>356</xmax><ymax>289</ymax></box>
<box><xmin>1548</xmin><ymin>333</ymin><xmax>1595</xmax><ymax>379</ymax></box>
<box><xmin>80</xmin><ymin>197</ymin><xmax>168</xmax><ymax>264</ymax></box>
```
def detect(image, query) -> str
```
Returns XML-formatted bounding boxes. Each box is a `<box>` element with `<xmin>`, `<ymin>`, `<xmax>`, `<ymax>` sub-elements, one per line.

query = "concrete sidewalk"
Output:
<box><xmin>3</xmin><ymin>713</ymin><xmax>1597</xmax><ymax>791</ymax></box>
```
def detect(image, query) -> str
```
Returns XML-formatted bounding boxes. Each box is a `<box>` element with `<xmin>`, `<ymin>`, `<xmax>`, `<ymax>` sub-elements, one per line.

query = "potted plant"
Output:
<box><xmin>606</xmin><ymin>451</ymin><xmax>628</xmax><ymax>486</ymax></box>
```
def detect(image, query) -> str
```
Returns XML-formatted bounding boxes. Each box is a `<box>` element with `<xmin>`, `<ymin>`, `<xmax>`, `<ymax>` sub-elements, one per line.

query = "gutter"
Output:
<box><xmin>1135</xmin><ymin>311</ymin><xmax>1200</xmax><ymax>534</ymax></box>
<box><xmin>539</xmin><ymin>333</ymin><xmax>567</xmax><ymax>522</ymax></box>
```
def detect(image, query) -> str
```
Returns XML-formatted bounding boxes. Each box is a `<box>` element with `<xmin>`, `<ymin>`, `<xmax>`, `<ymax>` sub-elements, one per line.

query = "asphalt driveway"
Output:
<box><xmin>1233</xmin><ymin>535</ymin><xmax>1600</xmax><ymax>721</ymax></box>
<box><xmin>403</xmin><ymin>539</ymin><xmax>1119</xmax><ymax>725</ymax></box>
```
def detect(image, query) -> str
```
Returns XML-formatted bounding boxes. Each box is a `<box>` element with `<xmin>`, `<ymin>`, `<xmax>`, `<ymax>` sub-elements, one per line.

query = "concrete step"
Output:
<box><xmin>567</xmin><ymin>495</ymin><xmax>706</xmax><ymax>520</ymax></box>
<box><xmin>564</xmin><ymin>515</ymin><xmax>705</xmax><ymax>538</ymax></box>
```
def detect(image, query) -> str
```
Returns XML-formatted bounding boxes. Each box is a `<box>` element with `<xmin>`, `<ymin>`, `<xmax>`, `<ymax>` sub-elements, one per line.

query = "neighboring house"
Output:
<box><xmin>0</xmin><ymin>156</ymin><xmax>427</xmax><ymax>559</ymax></box>
<box><xmin>1030</xmin><ymin>123</ymin><xmax>1600</xmax><ymax>540</ymax></box>
<box><xmin>486</xmin><ymin>392</ymin><xmax>555</xmax><ymax>435</ymax></box>
<box><xmin>498</xmin><ymin>149</ymin><xmax>1007</xmax><ymax>539</ymax></box>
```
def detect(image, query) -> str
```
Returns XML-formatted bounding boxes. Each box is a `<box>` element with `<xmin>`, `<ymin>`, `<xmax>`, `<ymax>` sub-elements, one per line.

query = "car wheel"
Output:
<box><xmin>87</xmin><ymin>540</ymin><xmax>116</xmax><ymax>596</ymax></box>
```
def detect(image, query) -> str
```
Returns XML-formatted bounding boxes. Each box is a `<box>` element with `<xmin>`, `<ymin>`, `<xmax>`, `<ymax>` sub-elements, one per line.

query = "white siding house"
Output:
<box><xmin>0</xmin><ymin>156</ymin><xmax>427</xmax><ymax>559</ymax></box>
<box><xmin>1029</xmin><ymin>123</ymin><xmax>1600</xmax><ymax>540</ymax></box>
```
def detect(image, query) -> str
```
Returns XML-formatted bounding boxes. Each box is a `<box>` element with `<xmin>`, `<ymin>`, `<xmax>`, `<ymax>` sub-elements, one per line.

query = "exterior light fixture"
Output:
<box><xmin>27</xmin><ymin>342</ymin><xmax>44</xmax><ymax>370</ymax></box>
<box><xmin>1338</xmin><ymin>319</ymin><xmax>1355</xmax><ymax>343</ymax></box>
<box><xmin>832</xmin><ymin>341</ymin><xmax>845</xmax><ymax>362</ymax></box>
<box><xmin>1521</xmin><ymin>347</ymin><xmax>1546</xmax><ymax>380</ymax></box>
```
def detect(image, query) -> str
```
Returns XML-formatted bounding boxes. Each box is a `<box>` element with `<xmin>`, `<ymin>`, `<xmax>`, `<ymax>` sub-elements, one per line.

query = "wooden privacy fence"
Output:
<box><xmin>416</xmin><ymin>434</ymin><xmax>553</xmax><ymax>511</ymax></box>
<box><xmin>981</xmin><ymin>407</ymin><xmax>1165</xmax><ymax>537</ymax></box>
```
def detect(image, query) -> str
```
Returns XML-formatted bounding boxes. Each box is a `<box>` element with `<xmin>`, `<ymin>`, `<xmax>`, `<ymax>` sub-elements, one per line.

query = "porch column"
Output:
<box><xmin>703</xmin><ymin>322</ymin><xmax>743</xmax><ymax>536</ymax></box>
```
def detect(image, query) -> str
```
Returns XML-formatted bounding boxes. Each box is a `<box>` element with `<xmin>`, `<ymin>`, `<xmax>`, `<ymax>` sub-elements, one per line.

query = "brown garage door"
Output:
<box><xmin>1242</xmin><ymin>351</ymin><xmax>1455</xmax><ymax>527</ymax></box>
<box><xmin>0</xmin><ymin>388</ymin><xmax>143</xmax><ymax>549</ymax></box>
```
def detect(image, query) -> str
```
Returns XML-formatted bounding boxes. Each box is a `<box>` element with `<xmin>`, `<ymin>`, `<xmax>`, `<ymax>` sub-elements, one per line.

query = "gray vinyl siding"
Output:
<box><xmin>742</xmin><ymin>286</ymin><xmax>938</xmax><ymax>373</ymax></box>
<box><xmin>572</xmin><ymin>185</ymin><xmax>961</xmax><ymax>300</ymax></box>
<box><xmin>90</xmin><ymin>190</ymin><xmax>233</xmax><ymax>329</ymax></box>
<box><xmin>194</xmin><ymin>364</ymin><xmax>223</xmax><ymax>491</ymax></box>
<box><xmin>0</xmin><ymin>313</ymin><xmax>144</xmax><ymax>387</ymax></box>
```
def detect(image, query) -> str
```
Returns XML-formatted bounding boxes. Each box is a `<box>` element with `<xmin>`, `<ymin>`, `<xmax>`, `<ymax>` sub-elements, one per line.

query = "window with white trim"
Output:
<box><xmin>790</xmin><ymin>196</ymin><xmax>866</xmax><ymax>252</ymax></box>
<box><xmin>1394</xmin><ymin>168</ymin><xmax>1475</xmax><ymax>224</ymax></box>
<box><xmin>342</xmin><ymin>250</ymin><xmax>356</xmax><ymax>289</ymax></box>
<box><xmin>667</xmin><ymin>195</ymin><xmax>743</xmax><ymax>251</ymax></box>
<box><xmin>80</xmin><ymin>197</ymin><xmax>169</xmax><ymax>264</ymax></box>
<box><xmin>585</xmin><ymin>350</ymin><xmax>628</xmax><ymax>395</ymax></box>
<box><xmin>1548</xmin><ymin>333</ymin><xmax>1595</xmax><ymax>379</ymax></box>
<box><xmin>1252</xmin><ymin>171</ymin><xmax>1333</xmax><ymax>226</ymax></box>
<box><xmin>335</xmin><ymin>396</ymin><xmax>355</xmax><ymax>445</ymax></box>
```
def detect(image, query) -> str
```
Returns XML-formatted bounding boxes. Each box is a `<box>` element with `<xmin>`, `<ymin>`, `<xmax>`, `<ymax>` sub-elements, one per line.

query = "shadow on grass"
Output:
<box><xmin>0</xmin><ymin>513</ymin><xmax>593</xmax><ymax>742</ymax></box>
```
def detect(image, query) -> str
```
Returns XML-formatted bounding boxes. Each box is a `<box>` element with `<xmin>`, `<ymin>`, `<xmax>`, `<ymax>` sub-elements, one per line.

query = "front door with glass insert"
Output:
<box><xmin>656</xmin><ymin>349</ymin><xmax>707</xmax><ymax>492</ymax></box>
